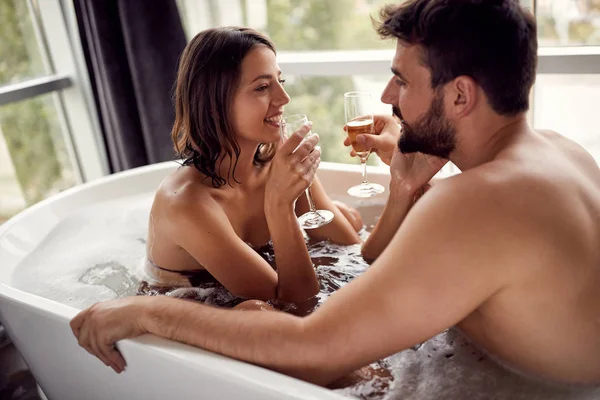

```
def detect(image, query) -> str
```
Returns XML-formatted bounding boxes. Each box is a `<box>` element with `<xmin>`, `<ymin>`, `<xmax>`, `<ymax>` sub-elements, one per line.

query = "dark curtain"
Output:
<box><xmin>74</xmin><ymin>0</ymin><xmax>187</xmax><ymax>172</ymax></box>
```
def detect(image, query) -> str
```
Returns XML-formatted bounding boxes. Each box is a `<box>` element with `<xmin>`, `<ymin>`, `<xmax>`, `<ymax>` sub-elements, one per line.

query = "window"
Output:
<box><xmin>263</xmin><ymin>0</ymin><xmax>392</xmax><ymax>51</ymax></box>
<box><xmin>177</xmin><ymin>0</ymin><xmax>393</xmax><ymax>51</ymax></box>
<box><xmin>0</xmin><ymin>0</ymin><xmax>103</xmax><ymax>223</ymax></box>
<box><xmin>0</xmin><ymin>93</ymin><xmax>77</xmax><ymax>209</ymax></box>
<box><xmin>0</xmin><ymin>0</ymin><xmax>51</xmax><ymax>85</ymax></box>
<box><xmin>537</xmin><ymin>0</ymin><xmax>600</xmax><ymax>45</ymax></box>
<box><xmin>177</xmin><ymin>0</ymin><xmax>397</xmax><ymax>164</ymax></box>
<box><xmin>177</xmin><ymin>0</ymin><xmax>600</xmax><ymax>170</ymax></box>
<box><xmin>283</xmin><ymin>74</ymin><xmax>390</xmax><ymax>164</ymax></box>
<box><xmin>534</xmin><ymin>74</ymin><xmax>600</xmax><ymax>161</ymax></box>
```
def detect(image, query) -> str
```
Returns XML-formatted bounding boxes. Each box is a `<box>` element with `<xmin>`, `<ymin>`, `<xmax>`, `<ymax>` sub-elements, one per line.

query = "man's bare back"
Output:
<box><xmin>456</xmin><ymin>129</ymin><xmax>600</xmax><ymax>383</ymax></box>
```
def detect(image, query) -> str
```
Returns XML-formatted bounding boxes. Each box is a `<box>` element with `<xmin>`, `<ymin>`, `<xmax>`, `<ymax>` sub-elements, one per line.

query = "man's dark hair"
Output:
<box><xmin>376</xmin><ymin>0</ymin><xmax>537</xmax><ymax>115</ymax></box>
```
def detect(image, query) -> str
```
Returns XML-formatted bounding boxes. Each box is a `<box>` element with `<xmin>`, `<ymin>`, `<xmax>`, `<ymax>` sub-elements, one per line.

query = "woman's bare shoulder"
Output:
<box><xmin>153</xmin><ymin>166</ymin><xmax>219</xmax><ymax>218</ymax></box>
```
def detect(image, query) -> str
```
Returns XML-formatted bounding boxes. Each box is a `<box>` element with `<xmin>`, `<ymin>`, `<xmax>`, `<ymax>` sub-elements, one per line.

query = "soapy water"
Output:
<box><xmin>79</xmin><ymin>261</ymin><xmax>139</xmax><ymax>298</ymax></box>
<box><xmin>9</xmin><ymin>194</ymin><xmax>600</xmax><ymax>400</ymax></box>
<box><xmin>11</xmin><ymin>194</ymin><xmax>152</xmax><ymax>310</ymax></box>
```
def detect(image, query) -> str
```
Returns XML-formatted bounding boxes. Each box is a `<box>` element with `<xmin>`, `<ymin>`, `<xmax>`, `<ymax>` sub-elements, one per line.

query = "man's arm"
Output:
<box><xmin>361</xmin><ymin>146</ymin><xmax>447</xmax><ymax>261</ymax></box>
<box><xmin>360</xmin><ymin>180</ymin><xmax>414</xmax><ymax>262</ymax></box>
<box><xmin>71</xmin><ymin>178</ymin><xmax>517</xmax><ymax>382</ymax></box>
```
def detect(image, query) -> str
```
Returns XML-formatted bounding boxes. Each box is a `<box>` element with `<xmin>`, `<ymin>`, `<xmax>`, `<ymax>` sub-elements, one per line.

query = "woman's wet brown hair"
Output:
<box><xmin>171</xmin><ymin>27</ymin><xmax>277</xmax><ymax>188</ymax></box>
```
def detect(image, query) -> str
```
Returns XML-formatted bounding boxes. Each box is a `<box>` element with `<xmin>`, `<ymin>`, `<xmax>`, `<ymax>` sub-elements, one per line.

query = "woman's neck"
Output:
<box><xmin>216</xmin><ymin>142</ymin><xmax>265</xmax><ymax>187</ymax></box>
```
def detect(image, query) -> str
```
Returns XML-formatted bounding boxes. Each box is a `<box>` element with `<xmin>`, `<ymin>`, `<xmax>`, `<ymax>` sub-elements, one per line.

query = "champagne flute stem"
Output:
<box><xmin>360</xmin><ymin>157</ymin><xmax>369</xmax><ymax>184</ymax></box>
<box><xmin>305</xmin><ymin>187</ymin><xmax>317</xmax><ymax>212</ymax></box>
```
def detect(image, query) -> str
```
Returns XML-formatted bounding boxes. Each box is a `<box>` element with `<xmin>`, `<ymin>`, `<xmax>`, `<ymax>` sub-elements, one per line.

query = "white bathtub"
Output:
<box><xmin>0</xmin><ymin>161</ymin><xmax>391</xmax><ymax>400</ymax></box>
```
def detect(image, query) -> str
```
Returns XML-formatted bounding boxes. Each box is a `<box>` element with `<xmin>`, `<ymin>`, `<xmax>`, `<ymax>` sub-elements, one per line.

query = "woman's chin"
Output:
<box><xmin>262</xmin><ymin>126</ymin><xmax>282</xmax><ymax>143</ymax></box>
<box><xmin>264</xmin><ymin>136</ymin><xmax>281</xmax><ymax>145</ymax></box>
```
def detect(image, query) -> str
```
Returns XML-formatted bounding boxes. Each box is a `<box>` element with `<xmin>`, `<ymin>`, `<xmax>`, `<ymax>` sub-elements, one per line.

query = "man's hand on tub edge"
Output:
<box><xmin>70</xmin><ymin>296</ymin><xmax>154</xmax><ymax>374</ymax></box>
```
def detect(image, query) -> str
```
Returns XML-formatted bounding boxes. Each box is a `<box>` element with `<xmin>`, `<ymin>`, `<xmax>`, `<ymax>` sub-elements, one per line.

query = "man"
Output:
<box><xmin>71</xmin><ymin>0</ymin><xmax>600</xmax><ymax>388</ymax></box>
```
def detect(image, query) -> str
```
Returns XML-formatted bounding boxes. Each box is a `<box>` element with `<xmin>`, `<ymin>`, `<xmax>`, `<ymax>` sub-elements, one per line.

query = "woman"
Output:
<box><xmin>143</xmin><ymin>27</ymin><xmax>362</xmax><ymax>309</ymax></box>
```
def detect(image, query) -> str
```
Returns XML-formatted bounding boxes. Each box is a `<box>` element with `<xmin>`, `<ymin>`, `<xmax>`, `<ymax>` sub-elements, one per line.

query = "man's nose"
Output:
<box><xmin>380</xmin><ymin>78</ymin><xmax>396</xmax><ymax>106</ymax></box>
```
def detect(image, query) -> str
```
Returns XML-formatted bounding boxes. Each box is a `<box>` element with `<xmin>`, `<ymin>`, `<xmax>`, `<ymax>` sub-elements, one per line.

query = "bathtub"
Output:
<box><xmin>0</xmin><ymin>161</ymin><xmax>391</xmax><ymax>400</ymax></box>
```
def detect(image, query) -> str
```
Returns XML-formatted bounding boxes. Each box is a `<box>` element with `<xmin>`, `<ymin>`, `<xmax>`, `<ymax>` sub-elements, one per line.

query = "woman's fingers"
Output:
<box><xmin>305</xmin><ymin>157</ymin><xmax>321</xmax><ymax>182</ymax></box>
<box><xmin>298</xmin><ymin>145</ymin><xmax>321</xmax><ymax>167</ymax></box>
<box><xmin>279</xmin><ymin>123</ymin><xmax>312</xmax><ymax>154</ymax></box>
<box><xmin>298</xmin><ymin>146</ymin><xmax>321</xmax><ymax>181</ymax></box>
<box><xmin>291</xmin><ymin>134</ymin><xmax>319</xmax><ymax>161</ymax></box>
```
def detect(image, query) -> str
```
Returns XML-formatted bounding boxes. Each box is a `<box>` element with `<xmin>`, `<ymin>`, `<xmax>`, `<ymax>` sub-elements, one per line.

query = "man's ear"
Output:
<box><xmin>448</xmin><ymin>76</ymin><xmax>477</xmax><ymax>117</ymax></box>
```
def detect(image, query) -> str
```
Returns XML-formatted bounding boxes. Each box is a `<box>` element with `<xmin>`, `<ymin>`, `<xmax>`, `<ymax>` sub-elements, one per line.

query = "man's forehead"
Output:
<box><xmin>391</xmin><ymin>42</ymin><xmax>431</xmax><ymax>82</ymax></box>
<box><xmin>392</xmin><ymin>42</ymin><xmax>422</xmax><ymax>69</ymax></box>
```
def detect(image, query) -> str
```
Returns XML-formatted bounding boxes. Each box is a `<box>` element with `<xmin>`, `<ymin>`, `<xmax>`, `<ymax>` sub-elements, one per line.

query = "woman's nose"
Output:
<box><xmin>274</xmin><ymin>86</ymin><xmax>290</xmax><ymax>107</ymax></box>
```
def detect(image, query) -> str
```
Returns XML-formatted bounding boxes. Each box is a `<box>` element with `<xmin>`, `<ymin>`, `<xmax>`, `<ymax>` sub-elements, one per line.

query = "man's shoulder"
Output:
<box><xmin>418</xmin><ymin>163</ymin><xmax>555</xmax><ymax>240</ymax></box>
<box><xmin>433</xmin><ymin>162</ymin><xmax>537</xmax><ymax>208</ymax></box>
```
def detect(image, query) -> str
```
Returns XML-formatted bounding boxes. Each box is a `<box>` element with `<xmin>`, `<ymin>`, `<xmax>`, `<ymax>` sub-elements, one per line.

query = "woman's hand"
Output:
<box><xmin>266</xmin><ymin>123</ymin><xmax>321</xmax><ymax>207</ymax></box>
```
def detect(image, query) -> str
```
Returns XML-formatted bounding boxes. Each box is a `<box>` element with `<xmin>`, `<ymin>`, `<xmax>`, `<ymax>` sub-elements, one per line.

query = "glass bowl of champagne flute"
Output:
<box><xmin>344</xmin><ymin>91</ymin><xmax>385</xmax><ymax>197</ymax></box>
<box><xmin>280</xmin><ymin>114</ymin><xmax>334</xmax><ymax>229</ymax></box>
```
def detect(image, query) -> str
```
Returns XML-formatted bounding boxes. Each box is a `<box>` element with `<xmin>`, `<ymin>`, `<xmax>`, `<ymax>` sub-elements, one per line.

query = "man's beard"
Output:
<box><xmin>397</xmin><ymin>93</ymin><xmax>456</xmax><ymax>159</ymax></box>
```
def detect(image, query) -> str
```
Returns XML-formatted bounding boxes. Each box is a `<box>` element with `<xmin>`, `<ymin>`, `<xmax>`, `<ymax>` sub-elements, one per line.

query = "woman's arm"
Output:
<box><xmin>264</xmin><ymin>200</ymin><xmax>320</xmax><ymax>302</ymax></box>
<box><xmin>169</xmin><ymin>187</ymin><xmax>318</xmax><ymax>303</ymax></box>
<box><xmin>169</xmin><ymin>191</ymin><xmax>278</xmax><ymax>299</ymax></box>
<box><xmin>260</xmin><ymin>125</ymin><xmax>326</xmax><ymax>302</ymax></box>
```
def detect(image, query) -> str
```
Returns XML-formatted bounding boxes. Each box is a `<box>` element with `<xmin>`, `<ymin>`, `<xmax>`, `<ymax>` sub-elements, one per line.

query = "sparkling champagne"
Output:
<box><xmin>347</xmin><ymin>119</ymin><xmax>373</xmax><ymax>158</ymax></box>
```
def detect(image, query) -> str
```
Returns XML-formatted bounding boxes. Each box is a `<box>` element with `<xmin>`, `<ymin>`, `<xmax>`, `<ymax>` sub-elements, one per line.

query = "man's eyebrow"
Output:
<box><xmin>391</xmin><ymin>67</ymin><xmax>409</xmax><ymax>83</ymax></box>
<box><xmin>250</xmin><ymin>71</ymin><xmax>282</xmax><ymax>83</ymax></box>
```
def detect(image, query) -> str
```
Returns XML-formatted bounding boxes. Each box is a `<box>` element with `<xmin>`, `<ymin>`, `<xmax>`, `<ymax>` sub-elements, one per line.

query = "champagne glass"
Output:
<box><xmin>280</xmin><ymin>114</ymin><xmax>334</xmax><ymax>230</ymax></box>
<box><xmin>344</xmin><ymin>91</ymin><xmax>385</xmax><ymax>198</ymax></box>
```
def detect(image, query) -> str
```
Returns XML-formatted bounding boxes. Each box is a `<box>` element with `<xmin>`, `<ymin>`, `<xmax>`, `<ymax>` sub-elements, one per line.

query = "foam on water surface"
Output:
<box><xmin>79</xmin><ymin>262</ymin><xmax>140</xmax><ymax>298</ymax></box>
<box><xmin>381</xmin><ymin>329</ymin><xmax>600</xmax><ymax>400</ymax></box>
<box><xmin>11</xmin><ymin>193</ymin><xmax>153</xmax><ymax>309</ymax></box>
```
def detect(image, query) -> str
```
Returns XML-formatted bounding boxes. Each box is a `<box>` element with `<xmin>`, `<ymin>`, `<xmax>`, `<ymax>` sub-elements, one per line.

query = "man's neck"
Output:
<box><xmin>451</xmin><ymin>114</ymin><xmax>531</xmax><ymax>171</ymax></box>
